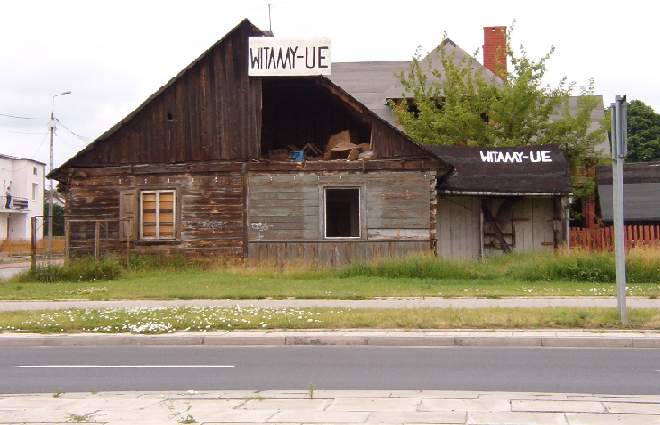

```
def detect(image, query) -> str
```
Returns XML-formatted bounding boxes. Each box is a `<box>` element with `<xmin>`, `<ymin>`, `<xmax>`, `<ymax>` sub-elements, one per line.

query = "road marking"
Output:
<box><xmin>17</xmin><ymin>365</ymin><xmax>235</xmax><ymax>368</ymax></box>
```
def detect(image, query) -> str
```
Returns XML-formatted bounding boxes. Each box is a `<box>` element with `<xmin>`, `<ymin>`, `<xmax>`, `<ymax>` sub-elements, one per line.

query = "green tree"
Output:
<box><xmin>43</xmin><ymin>201</ymin><xmax>65</xmax><ymax>237</ymax></box>
<box><xmin>392</xmin><ymin>30</ymin><xmax>605</xmax><ymax>196</ymax></box>
<box><xmin>626</xmin><ymin>100</ymin><xmax>660</xmax><ymax>162</ymax></box>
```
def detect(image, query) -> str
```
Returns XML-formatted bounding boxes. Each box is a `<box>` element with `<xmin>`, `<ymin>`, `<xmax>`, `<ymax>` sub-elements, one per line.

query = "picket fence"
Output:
<box><xmin>570</xmin><ymin>225</ymin><xmax>660</xmax><ymax>251</ymax></box>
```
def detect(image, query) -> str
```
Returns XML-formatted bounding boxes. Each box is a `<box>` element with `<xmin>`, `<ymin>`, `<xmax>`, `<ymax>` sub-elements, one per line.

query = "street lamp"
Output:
<box><xmin>48</xmin><ymin>91</ymin><xmax>71</xmax><ymax>260</ymax></box>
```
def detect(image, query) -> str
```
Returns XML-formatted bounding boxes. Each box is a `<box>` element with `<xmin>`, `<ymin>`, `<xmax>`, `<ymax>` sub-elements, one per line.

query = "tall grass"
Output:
<box><xmin>20</xmin><ymin>257</ymin><xmax>123</xmax><ymax>283</ymax></box>
<box><xmin>338</xmin><ymin>255</ymin><xmax>492</xmax><ymax>280</ymax></box>
<box><xmin>338</xmin><ymin>248</ymin><xmax>660</xmax><ymax>283</ymax></box>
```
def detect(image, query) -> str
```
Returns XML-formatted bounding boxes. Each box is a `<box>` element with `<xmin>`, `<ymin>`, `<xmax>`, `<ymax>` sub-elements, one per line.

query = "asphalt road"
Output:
<box><xmin>1</xmin><ymin>346</ymin><xmax>659</xmax><ymax>395</ymax></box>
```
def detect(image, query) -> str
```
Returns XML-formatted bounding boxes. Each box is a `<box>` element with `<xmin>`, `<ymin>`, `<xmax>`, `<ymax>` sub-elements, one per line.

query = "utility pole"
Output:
<box><xmin>611</xmin><ymin>95</ymin><xmax>628</xmax><ymax>325</ymax></box>
<box><xmin>48</xmin><ymin>91</ymin><xmax>71</xmax><ymax>261</ymax></box>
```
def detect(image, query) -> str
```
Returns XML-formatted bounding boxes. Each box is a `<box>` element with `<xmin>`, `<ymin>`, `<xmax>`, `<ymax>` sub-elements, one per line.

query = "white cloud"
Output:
<box><xmin>1</xmin><ymin>0</ymin><xmax>657</xmax><ymax>170</ymax></box>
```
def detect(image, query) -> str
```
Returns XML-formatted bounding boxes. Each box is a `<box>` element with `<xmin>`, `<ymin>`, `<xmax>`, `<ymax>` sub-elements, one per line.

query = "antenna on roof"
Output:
<box><xmin>268</xmin><ymin>3</ymin><xmax>272</xmax><ymax>33</ymax></box>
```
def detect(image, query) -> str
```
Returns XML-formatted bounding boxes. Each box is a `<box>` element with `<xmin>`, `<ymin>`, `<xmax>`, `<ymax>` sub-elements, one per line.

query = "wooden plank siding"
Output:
<box><xmin>63</xmin><ymin>20</ymin><xmax>264</xmax><ymax>168</ymax></box>
<box><xmin>247</xmin><ymin>170</ymin><xmax>436</xmax><ymax>264</ymax></box>
<box><xmin>437</xmin><ymin>195</ymin><xmax>565</xmax><ymax>259</ymax></box>
<box><xmin>66</xmin><ymin>171</ymin><xmax>245</xmax><ymax>258</ymax></box>
<box><xmin>437</xmin><ymin>196</ymin><xmax>482</xmax><ymax>259</ymax></box>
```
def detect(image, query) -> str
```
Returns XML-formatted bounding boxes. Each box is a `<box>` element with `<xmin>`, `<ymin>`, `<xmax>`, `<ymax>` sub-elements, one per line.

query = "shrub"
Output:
<box><xmin>20</xmin><ymin>257</ymin><xmax>123</xmax><ymax>283</ymax></box>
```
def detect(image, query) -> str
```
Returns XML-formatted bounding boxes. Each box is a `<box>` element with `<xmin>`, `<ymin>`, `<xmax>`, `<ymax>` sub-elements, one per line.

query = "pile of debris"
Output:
<box><xmin>324</xmin><ymin>130</ymin><xmax>373</xmax><ymax>161</ymax></box>
<box><xmin>265</xmin><ymin>130</ymin><xmax>374</xmax><ymax>162</ymax></box>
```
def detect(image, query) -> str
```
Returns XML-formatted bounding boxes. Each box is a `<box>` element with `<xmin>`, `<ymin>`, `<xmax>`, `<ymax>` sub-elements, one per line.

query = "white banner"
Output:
<box><xmin>248</xmin><ymin>38</ymin><xmax>331</xmax><ymax>77</ymax></box>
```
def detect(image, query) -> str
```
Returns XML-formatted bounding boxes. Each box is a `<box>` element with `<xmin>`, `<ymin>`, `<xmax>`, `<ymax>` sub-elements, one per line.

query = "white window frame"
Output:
<box><xmin>139</xmin><ymin>190</ymin><xmax>176</xmax><ymax>240</ymax></box>
<box><xmin>323</xmin><ymin>186</ymin><xmax>362</xmax><ymax>239</ymax></box>
<box><xmin>31</xmin><ymin>183</ymin><xmax>38</xmax><ymax>201</ymax></box>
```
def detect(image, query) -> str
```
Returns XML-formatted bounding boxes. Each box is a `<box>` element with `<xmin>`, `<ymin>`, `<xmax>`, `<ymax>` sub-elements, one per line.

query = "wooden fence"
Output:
<box><xmin>570</xmin><ymin>225</ymin><xmax>660</xmax><ymax>251</ymax></box>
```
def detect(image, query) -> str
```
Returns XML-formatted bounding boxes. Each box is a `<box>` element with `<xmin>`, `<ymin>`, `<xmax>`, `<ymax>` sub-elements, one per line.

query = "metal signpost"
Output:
<box><xmin>611</xmin><ymin>95</ymin><xmax>628</xmax><ymax>325</ymax></box>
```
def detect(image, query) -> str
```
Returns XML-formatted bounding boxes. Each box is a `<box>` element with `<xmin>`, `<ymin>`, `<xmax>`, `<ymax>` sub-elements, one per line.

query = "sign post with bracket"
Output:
<box><xmin>611</xmin><ymin>95</ymin><xmax>628</xmax><ymax>325</ymax></box>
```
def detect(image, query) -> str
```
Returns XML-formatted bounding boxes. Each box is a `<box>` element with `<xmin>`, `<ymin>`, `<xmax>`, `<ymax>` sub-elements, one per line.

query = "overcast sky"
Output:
<box><xmin>1</xmin><ymin>0</ymin><xmax>657</xmax><ymax>171</ymax></box>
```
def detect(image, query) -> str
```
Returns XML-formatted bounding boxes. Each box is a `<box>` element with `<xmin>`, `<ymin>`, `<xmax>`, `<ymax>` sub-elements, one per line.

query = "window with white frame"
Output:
<box><xmin>140</xmin><ymin>190</ymin><xmax>176</xmax><ymax>240</ymax></box>
<box><xmin>31</xmin><ymin>183</ymin><xmax>38</xmax><ymax>201</ymax></box>
<box><xmin>324</xmin><ymin>187</ymin><xmax>361</xmax><ymax>238</ymax></box>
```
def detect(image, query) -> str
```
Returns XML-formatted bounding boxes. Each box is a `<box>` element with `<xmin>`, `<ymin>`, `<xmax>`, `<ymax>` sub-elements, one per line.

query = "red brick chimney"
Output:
<box><xmin>483</xmin><ymin>26</ymin><xmax>507</xmax><ymax>78</ymax></box>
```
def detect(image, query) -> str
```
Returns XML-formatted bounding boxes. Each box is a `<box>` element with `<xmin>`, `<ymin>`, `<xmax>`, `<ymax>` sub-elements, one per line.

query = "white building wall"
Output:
<box><xmin>0</xmin><ymin>155</ymin><xmax>45</xmax><ymax>241</ymax></box>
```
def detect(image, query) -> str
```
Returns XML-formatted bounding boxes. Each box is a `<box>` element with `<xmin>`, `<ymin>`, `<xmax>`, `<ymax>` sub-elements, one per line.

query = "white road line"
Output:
<box><xmin>17</xmin><ymin>365</ymin><xmax>235</xmax><ymax>368</ymax></box>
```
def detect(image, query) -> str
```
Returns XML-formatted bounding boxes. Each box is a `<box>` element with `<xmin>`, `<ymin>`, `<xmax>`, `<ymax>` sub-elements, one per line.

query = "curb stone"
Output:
<box><xmin>0</xmin><ymin>331</ymin><xmax>659</xmax><ymax>348</ymax></box>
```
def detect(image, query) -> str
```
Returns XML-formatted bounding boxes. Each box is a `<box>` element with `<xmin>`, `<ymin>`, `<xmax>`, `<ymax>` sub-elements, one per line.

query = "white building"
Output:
<box><xmin>0</xmin><ymin>154</ymin><xmax>45</xmax><ymax>241</ymax></box>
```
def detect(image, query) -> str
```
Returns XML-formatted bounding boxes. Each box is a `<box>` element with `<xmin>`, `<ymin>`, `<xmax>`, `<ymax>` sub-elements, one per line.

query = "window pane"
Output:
<box><xmin>159</xmin><ymin>225</ymin><xmax>174</xmax><ymax>238</ymax></box>
<box><xmin>142</xmin><ymin>223</ymin><xmax>157</xmax><ymax>237</ymax></box>
<box><xmin>141</xmin><ymin>191</ymin><xmax>175</xmax><ymax>240</ymax></box>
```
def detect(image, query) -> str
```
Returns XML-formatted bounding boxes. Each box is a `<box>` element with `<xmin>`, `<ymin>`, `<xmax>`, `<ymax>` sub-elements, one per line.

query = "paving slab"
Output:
<box><xmin>366</xmin><ymin>411</ymin><xmax>466</xmax><ymax>423</ymax></box>
<box><xmin>467</xmin><ymin>411</ymin><xmax>568</xmax><ymax>424</ymax></box>
<box><xmin>242</xmin><ymin>398</ymin><xmax>330</xmax><ymax>411</ymax></box>
<box><xmin>603</xmin><ymin>401</ymin><xmax>660</xmax><ymax>414</ymax></box>
<box><xmin>266</xmin><ymin>409</ymin><xmax>371</xmax><ymax>423</ymax></box>
<box><xmin>327</xmin><ymin>397</ymin><xmax>421</xmax><ymax>412</ymax></box>
<box><xmin>566</xmin><ymin>412</ymin><xmax>660</xmax><ymax>424</ymax></box>
<box><xmin>420</xmin><ymin>398</ymin><xmax>511</xmax><ymax>412</ymax></box>
<box><xmin>511</xmin><ymin>399</ymin><xmax>605</xmax><ymax>413</ymax></box>
<box><xmin>1</xmin><ymin>390</ymin><xmax>659</xmax><ymax>424</ymax></box>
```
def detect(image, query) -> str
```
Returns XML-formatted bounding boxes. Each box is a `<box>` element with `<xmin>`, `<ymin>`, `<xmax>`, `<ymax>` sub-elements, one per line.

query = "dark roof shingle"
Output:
<box><xmin>597</xmin><ymin>162</ymin><xmax>660</xmax><ymax>222</ymax></box>
<box><xmin>425</xmin><ymin>145</ymin><xmax>572</xmax><ymax>194</ymax></box>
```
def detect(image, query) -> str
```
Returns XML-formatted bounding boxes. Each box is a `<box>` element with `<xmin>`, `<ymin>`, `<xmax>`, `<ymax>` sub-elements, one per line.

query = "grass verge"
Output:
<box><xmin>2</xmin><ymin>249</ymin><xmax>660</xmax><ymax>300</ymax></box>
<box><xmin>0</xmin><ymin>307</ymin><xmax>658</xmax><ymax>333</ymax></box>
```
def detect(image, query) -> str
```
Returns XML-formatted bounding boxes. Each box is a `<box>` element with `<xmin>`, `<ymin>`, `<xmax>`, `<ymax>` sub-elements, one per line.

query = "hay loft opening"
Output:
<box><xmin>324</xmin><ymin>187</ymin><xmax>361</xmax><ymax>238</ymax></box>
<box><xmin>260</xmin><ymin>78</ymin><xmax>372</xmax><ymax>161</ymax></box>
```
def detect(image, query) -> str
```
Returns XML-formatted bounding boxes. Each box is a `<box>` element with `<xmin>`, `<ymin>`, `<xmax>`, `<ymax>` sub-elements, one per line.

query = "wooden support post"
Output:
<box><xmin>30</xmin><ymin>217</ymin><xmax>37</xmax><ymax>272</ymax></box>
<box><xmin>64</xmin><ymin>220</ymin><xmax>70</xmax><ymax>262</ymax></box>
<box><xmin>94</xmin><ymin>220</ymin><xmax>100</xmax><ymax>260</ymax></box>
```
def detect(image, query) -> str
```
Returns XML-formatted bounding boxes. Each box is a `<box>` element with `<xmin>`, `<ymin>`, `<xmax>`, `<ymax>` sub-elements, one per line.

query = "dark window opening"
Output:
<box><xmin>325</xmin><ymin>188</ymin><xmax>360</xmax><ymax>238</ymax></box>
<box><xmin>166</xmin><ymin>112</ymin><xmax>174</xmax><ymax>122</ymax></box>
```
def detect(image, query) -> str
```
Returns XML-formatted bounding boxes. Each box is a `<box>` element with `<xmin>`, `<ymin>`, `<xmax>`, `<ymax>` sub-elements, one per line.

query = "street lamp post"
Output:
<box><xmin>48</xmin><ymin>91</ymin><xmax>71</xmax><ymax>260</ymax></box>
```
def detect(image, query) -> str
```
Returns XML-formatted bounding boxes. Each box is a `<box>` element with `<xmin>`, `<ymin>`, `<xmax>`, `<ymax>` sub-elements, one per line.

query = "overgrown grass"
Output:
<box><xmin>0</xmin><ymin>307</ymin><xmax>658</xmax><ymax>333</ymax></box>
<box><xmin>339</xmin><ymin>249</ymin><xmax>660</xmax><ymax>284</ymax></box>
<box><xmin>2</xmin><ymin>249</ymin><xmax>660</xmax><ymax>300</ymax></box>
<box><xmin>19</xmin><ymin>257</ymin><xmax>123</xmax><ymax>283</ymax></box>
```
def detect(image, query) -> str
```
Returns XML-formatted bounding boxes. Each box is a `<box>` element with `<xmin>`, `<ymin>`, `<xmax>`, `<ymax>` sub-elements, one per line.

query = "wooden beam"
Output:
<box><xmin>481</xmin><ymin>200</ymin><xmax>512</xmax><ymax>253</ymax></box>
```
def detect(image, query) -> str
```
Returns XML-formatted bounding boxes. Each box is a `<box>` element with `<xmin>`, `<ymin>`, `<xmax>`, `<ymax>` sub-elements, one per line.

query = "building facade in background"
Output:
<box><xmin>0</xmin><ymin>154</ymin><xmax>45</xmax><ymax>241</ymax></box>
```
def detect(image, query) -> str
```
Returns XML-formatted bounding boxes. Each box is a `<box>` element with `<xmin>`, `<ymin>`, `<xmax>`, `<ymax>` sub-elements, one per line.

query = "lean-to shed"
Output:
<box><xmin>424</xmin><ymin>145</ymin><xmax>572</xmax><ymax>258</ymax></box>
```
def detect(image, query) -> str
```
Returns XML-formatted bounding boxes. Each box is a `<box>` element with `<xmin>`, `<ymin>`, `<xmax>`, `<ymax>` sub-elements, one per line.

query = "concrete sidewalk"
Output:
<box><xmin>1</xmin><ymin>296</ymin><xmax>660</xmax><ymax>311</ymax></box>
<box><xmin>2</xmin><ymin>329</ymin><xmax>660</xmax><ymax>348</ymax></box>
<box><xmin>1</xmin><ymin>389</ymin><xmax>659</xmax><ymax>424</ymax></box>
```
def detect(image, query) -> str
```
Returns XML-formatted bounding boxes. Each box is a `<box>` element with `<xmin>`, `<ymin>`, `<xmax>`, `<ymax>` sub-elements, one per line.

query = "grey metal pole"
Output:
<box><xmin>47</xmin><ymin>111</ymin><xmax>54</xmax><ymax>261</ymax></box>
<box><xmin>611</xmin><ymin>96</ymin><xmax>628</xmax><ymax>325</ymax></box>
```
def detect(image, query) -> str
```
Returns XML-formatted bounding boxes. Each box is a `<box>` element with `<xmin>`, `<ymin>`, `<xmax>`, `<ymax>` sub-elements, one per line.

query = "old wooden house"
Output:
<box><xmin>51</xmin><ymin>20</ymin><xmax>450</xmax><ymax>263</ymax></box>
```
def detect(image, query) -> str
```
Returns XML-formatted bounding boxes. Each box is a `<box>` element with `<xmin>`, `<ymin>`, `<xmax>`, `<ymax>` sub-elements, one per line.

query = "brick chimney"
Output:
<box><xmin>483</xmin><ymin>26</ymin><xmax>507</xmax><ymax>77</ymax></box>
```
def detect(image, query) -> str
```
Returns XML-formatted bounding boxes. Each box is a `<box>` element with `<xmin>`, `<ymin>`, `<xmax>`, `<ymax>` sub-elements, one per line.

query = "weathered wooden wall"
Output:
<box><xmin>67</xmin><ymin>20</ymin><xmax>264</xmax><ymax>168</ymax></box>
<box><xmin>65</xmin><ymin>168</ymin><xmax>245</xmax><ymax>257</ymax></box>
<box><xmin>437</xmin><ymin>196</ymin><xmax>481</xmax><ymax>259</ymax></box>
<box><xmin>437</xmin><ymin>195</ymin><xmax>564</xmax><ymax>259</ymax></box>
<box><xmin>247</xmin><ymin>170</ymin><xmax>436</xmax><ymax>264</ymax></box>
